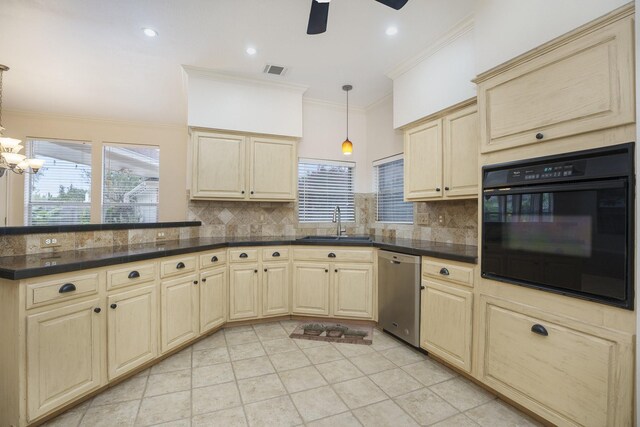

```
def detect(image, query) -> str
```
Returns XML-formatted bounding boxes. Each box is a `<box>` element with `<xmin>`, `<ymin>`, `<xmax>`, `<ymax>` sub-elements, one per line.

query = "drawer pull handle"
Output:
<box><xmin>128</xmin><ymin>270</ymin><xmax>140</xmax><ymax>279</ymax></box>
<box><xmin>272</xmin><ymin>251</ymin><xmax>280</xmax><ymax>257</ymax></box>
<box><xmin>535</xmin><ymin>132</ymin><xmax>544</xmax><ymax>140</ymax></box>
<box><xmin>328</xmin><ymin>253</ymin><xmax>336</xmax><ymax>258</ymax></box>
<box><xmin>211</xmin><ymin>256</ymin><xmax>218</xmax><ymax>263</ymax></box>
<box><xmin>439</xmin><ymin>267</ymin><xmax>450</xmax><ymax>276</ymax></box>
<box><xmin>59</xmin><ymin>283</ymin><xmax>76</xmax><ymax>293</ymax></box>
<box><xmin>239</xmin><ymin>253</ymin><xmax>248</xmax><ymax>258</ymax></box>
<box><xmin>110</xmin><ymin>303</ymin><xmax>117</xmax><ymax>309</ymax></box>
<box><xmin>531</xmin><ymin>324</ymin><xmax>548</xmax><ymax>336</ymax></box>
<box><xmin>176</xmin><ymin>262</ymin><xmax>186</xmax><ymax>269</ymax></box>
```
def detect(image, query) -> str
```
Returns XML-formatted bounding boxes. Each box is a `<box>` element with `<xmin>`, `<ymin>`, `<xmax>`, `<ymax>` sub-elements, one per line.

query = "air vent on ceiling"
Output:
<box><xmin>263</xmin><ymin>64</ymin><xmax>288</xmax><ymax>76</ymax></box>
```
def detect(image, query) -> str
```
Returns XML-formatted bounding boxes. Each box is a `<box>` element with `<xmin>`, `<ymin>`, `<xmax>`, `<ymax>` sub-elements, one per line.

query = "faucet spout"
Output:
<box><xmin>332</xmin><ymin>205</ymin><xmax>345</xmax><ymax>236</ymax></box>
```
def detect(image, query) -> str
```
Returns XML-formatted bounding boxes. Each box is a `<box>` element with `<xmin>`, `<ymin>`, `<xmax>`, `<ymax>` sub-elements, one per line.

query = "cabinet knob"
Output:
<box><xmin>444</xmin><ymin>187</ymin><xmax>450</xmax><ymax>191</ymax></box>
<box><xmin>254</xmin><ymin>269</ymin><xmax>258</xmax><ymax>273</ymax></box>
<box><xmin>128</xmin><ymin>270</ymin><xmax>140</xmax><ymax>279</ymax></box>
<box><xmin>202</xmin><ymin>278</ymin><xmax>207</xmax><ymax>282</ymax></box>
<box><xmin>211</xmin><ymin>256</ymin><xmax>218</xmax><ymax>263</ymax></box>
<box><xmin>241</xmin><ymin>190</ymin><xmax>245</xmax><ymax>194</ymax></box>
<box><xmin>535</xmin><ymin>132</ymin><xmax>544</xmax><ymax>140</ymax></box>
<box><xmin>335</xmin><ymin>269</ymin><xmax>338</xmax><ymax>273</ymax></box>
<box><xmin>250</xmin><ymin>191</ymin><xmax>254</xmax><ymax>194</ymax></box>
<box><xmin>193</xmin><ymin>280</ymin><xmax>198</xmax><ymax>285</ymax></box>
<box><xmin>264</xmin><ymin>268</ymin><xmax>268</xmax><ymax>272</ymax></box>
<box><xmin>93</xmin><ymin>307</ymin><xmax>101</xmax><ymax>314</ymax></box>
<box><xmin>420</xmin><ymin>285</ymin><xmax>425</xmax><ymax>290</ymax></box>
<box><xmin>328</xmin><ymin>253</ymin><xmax>336</xmax><ymax>258</ymax></box>
<box><xmin>110</xmin><ymin>303</ymin><xmax>117</xmax><ymax>309</ymax></box>
<box><xmin>531</xmin><ymin>324</ymin><xmax>548</xmax><ymax>336</ymax></box>
<box><xmin>436</xmin><ymin>187</ymin><xmax>441</xmax><ymax>192</ymax></box>
<box><xmin>59</xmin><ymin>283</ymin><xmax>76</xmax><ymax>293</ymax></box>
<box><xmin>176</xmin><ymin>262</ymin><xmax>186</xmax><ymax>269</ymax></box>
<box><xmin>325</xmin><ymin>269</ymin><xmax>329</xmax><ymax>273</ymax></box>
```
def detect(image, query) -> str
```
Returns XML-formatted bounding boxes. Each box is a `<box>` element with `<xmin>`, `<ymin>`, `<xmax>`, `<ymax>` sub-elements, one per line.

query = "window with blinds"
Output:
<box><xmin>103</xmin><ymin>145</ymin><xmax>160</xmax><ymax>223</ymax></box>
<box><xmin>298</xmin><ymin>159</ymin><xmax>355</xmax><ymax>223</ymax></box>
<box><xmin>374</xmin><ymin>156</ymin><xmax>413</xmax><ymax>223</ymax></box>
<box><xmin>24</xmin><ymin>139</ymin><xmax>92</xmax><ymax>225</ymax></box>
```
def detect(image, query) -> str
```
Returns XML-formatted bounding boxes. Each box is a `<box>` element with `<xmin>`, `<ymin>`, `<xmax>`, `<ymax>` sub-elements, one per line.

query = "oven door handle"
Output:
<box><xmin>483</xmin><ymin>179</ymin><xmax>626</xmax><ymax>196</ymax></box>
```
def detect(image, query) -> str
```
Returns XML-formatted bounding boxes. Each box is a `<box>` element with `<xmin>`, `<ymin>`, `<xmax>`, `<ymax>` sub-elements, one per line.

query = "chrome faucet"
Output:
<box><xmin>332</xmin><ymin>205</ymin><xmax>346</xmax><ymax>236</ymax></box>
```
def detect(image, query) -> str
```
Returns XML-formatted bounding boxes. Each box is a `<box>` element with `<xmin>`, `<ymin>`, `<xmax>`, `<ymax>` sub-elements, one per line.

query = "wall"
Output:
<box><xmin>2</xmin><ymin>110</ymin><xmax>189</xmax><ymax>226</ymax></box>
<box><xmin>365</xmin><ymin>95</ymin><xmax>404</xmax><ymax>186</ymax></box>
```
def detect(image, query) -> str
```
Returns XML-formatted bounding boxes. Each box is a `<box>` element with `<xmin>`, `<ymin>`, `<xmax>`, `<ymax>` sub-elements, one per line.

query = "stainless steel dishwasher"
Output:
<box><xmin>378</xmin><ymin>250</ymin><xmax>421</xmax><ymax>347</ymax></box>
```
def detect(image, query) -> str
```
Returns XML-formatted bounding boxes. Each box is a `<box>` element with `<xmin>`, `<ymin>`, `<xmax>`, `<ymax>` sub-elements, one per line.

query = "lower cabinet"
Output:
<box><xmin>107</xmin><ymin>285</ymin><xmax>158</xmax><ymax>380</ymax></box>
<box><xmin>160</xmin><ymin>274</ymin><xmax>199</xmax><ymax>353</ymax></box>
<box><xmin>229</xmin><ymin>264</ymin><xmax>260</xmax><ymax>320</ymax></box>
<box><xmin>26</xmin><ymin>299</ymin><xmax>103</xmax><ymax>421</ymax></box>
<box><xmin>292</xmin><ymin>263</ymin><xmax>330</xmax><ymax>316</ymax></box>
<box><xmin>262</xmin><ymin>262</ymin><xmax>290</xmax><ymax>317</ymax></box>
<box><xmin>333</xmin><ymin>264</ymin><xmax>373</xmax><ymax>319</ymax></box>
<box><xmin>200</xmin><ymin>266</ymin><xmax>227</xmax><ymax>333</ymax></box>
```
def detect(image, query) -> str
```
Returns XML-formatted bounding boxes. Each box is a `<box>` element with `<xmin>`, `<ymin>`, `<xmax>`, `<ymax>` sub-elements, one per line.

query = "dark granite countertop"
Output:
<box><xmin>0</xmin><ymin>236</ymin><xmax>477</xmax><ymax>280</ymax></box>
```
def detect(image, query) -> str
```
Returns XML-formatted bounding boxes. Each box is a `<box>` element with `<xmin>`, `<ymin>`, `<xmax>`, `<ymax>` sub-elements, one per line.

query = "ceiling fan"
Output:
<box><xmin>307</xmin><ymin>0</ymin><xmax>409</xmax><ymax>35</ymax></box>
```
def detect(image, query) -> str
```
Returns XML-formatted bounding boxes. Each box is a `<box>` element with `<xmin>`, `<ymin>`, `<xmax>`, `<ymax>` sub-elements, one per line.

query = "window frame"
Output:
<box><xmin>373</xmin><ymin>154</ymin><xmax>414</xmax><ymax>224</ymax></box>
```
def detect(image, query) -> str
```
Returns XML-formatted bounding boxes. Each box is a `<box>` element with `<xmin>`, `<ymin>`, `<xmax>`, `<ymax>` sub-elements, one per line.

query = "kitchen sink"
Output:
<box><xmin>297</xmin><ymin>235</ymin><xmax>373</xmax><ymax>243</ymax></box>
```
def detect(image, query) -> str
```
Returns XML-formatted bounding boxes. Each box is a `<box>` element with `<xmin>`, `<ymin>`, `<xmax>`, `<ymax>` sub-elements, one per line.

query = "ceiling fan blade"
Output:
<box><xmin>307</xmin><ymin>0</ymin><xmax>330</xmax><ymax>35</ymax></box>
<box><xmin>374</xmin><ymin>0</ymin><xmax>409</xmax><ymax>10</ymax></box>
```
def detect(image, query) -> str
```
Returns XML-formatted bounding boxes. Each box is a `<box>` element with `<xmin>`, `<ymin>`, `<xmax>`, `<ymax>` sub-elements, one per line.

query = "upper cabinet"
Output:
<box><xmin>404</xmin><ymin>101</ymin><xmax>479</xmax><ymax>201</ymax></box>
<box><xmin>475</xmin><ymin>11</ymin><xmax>635</xmax><ymax>154</ymax></box>
<box><xmin>191</xmin><ymin>130</ymin><xmax>297</xmax><ymax>201</ymax></box>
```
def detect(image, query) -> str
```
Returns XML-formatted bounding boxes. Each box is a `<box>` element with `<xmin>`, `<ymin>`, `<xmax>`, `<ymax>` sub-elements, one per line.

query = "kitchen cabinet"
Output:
<box><xmin>228</xmin><ymin>264</ymin><xmax>260</xmax><ymax>320</ymax></box>
<box><xmin>292</xmin><ymin>263</ymin><xmax>331</xmax><ymax>316</ymax></box>
<box><xmin>262</xmin><ymin>262</ymin><xmax>290</xmax><ymax>317</ymax></box>
<box><xmin>404</xmin><ymin>101</ymin><xmax>478</xmax><ymax>201</ymax></box>
<box><xmin>160</xmin><ymin>274</ymin><xmax>199</xmax><ymax>353</ymax></box>
<box><xmin>191</xmin><ymin>130</ymin><xmax>297</xmax><ymax>201</ymax></box>
<box><xmin>199</xmin><ymin>266</ymin><xmax>227</xmax><ymax>333</ymax></box>
<box><xmin>107</xmin><ymin>285</ymin><xmax>158</xmax><ymax>380</ymax></box>
<box><xmin>333</xmin><ymin>263</ymin><xmax>374</xmax><ymax>319</ymax></box>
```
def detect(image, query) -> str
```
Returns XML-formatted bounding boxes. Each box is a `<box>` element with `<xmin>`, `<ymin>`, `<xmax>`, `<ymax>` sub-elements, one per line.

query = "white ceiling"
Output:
<box><xmin>0</xmin><ymin>0</ymin><xmax>473</xmax><ymax>124</ymax></box>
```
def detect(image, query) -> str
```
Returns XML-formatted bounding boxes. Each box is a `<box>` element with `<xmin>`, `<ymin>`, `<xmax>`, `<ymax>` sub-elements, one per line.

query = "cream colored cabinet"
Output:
<box><xmin>160</xmin><ymin>274</ymin><xmax>199</xmax><ymax>353</ymax></box>
<box><xmin>229</xmin><ymin>264</ymin><xmax>260</xmax><ymax>320</ymax></box>
<box><xmin>200</xmin><ymin>266</ymin><xmax>226</xmax><ymax>333</ymax></box>
<box><xmin>404</xmin><ymin>102</ymin><xmax>478</xmax><ymax>201</ymax></box>
<box><xmin>107</xmin><ymin>285</ymin><xmax>158</xmax><ymax>380</ymax></box>
<box><xmin>26</xmin><ymin>299</ymin><xmax>103</xmax><ymax>421</ymax></box>
<box><xmin>191</xmin><ymin>130</ymin><xmax>297</xmax><ymax>201</ymax></box>
<box><xmin>262</xmin><ymin>262</ymin><xmax>290</xmax><ymax>317</ymax></box>
<box><xmin>292</xmin><ymin>263</ymin><xmax>331</xmax><ymax>316</ymax></box>
<box><xmin>332</xmin><ymin>264</ymin><xmax>373</xmax><ymax>319</ymax></box>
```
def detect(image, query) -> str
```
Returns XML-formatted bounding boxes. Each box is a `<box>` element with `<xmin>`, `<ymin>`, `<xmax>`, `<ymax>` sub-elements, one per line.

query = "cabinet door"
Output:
<box><xmin>191</xmin><ymin>132</ymin><xmax>246</xmax><ymax>199</ymax></box>
<box><xmin>292</xmin><ymin>263</ymin><xmax>330</xmax><ymax>316</ymax></box>
<box><xmin>262</xmin><ymin>262</ymin><xmax>290</xmax><ymax>317</ymax></box>
<box><xmin>200</xmin><ymin>266</ymin><xmax>227</xmax><ymax>333</ymax></box>
<box><xmin>27</xmin><ymin>299</ymin><xmax>103</xmax><ymax>421</ymax></box>
<box><xmin>107</xmin><ymin>285</ymin><xmax>158</xmax><ymax>380</ymax></box>
<box><xmin>333</xmin><ymin>264</ymin><xmax>373</xmax><ymax>319</ymax></box>
<box><xmin>420</xmin><ymin>280</ymin><xmax>472</xmax><ymax>372</ymax></box>
<box><xmin>229</xmin><ymin>264</ymin><xmax>260</xmax><ymax>320</ymax></box>
<box><xmin>161</xmin><ymin>275</ymin><xmax>198</xmax><ymax>353</ymax></box>
<box><xmin>404</xmin><ymin>119</ymin><xmax>443</xmax><ymax>200</ymax></box>
<box><xmin>249</xmin><ymin>137</ymin><xmax>296</xmax><ymax>200</ymax></box>
<box><xmin>443</xmin><ymin>104</ymin><xmax>479</xmax><ymax>199</ymax></box>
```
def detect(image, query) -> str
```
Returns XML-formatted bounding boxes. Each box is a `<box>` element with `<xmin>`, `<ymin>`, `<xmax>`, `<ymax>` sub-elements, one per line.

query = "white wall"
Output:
<box><xmin>635</xmin><ymin>4</ymin><xmax>640</xmax><ymax>423</ymax></box>
<box><xmin>365</xmin><ymin>95</ymin><xmax>404</xmax><ymax>191</ymax></box>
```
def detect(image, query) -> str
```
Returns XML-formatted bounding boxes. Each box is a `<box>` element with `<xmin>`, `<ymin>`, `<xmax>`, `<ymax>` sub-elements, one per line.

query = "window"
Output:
<box><xmin>298</xmin><ymin>159</ymin><xmax>355</xmax><ymax>223</ymax></box>
<box><xmin>103</xmin><ymin>145</ymin><xmax>160</xmax><ymax>223</ymax></box>
<box><xmin>25</xmin><ymin>139</ymin><xmax>92</xmax><ymax>225</ymax></box>
<box><xmin>374</xmin><ymin>156</ymin><xmax>413</xmax><ymax>223</ymax></box>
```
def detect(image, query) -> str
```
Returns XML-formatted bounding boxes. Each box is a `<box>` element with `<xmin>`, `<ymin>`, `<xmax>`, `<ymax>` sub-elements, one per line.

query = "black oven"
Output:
<box><xmin>482</xmin><ymin>143</ymin><xmax>634</xmax><ymax>309</ymax></box>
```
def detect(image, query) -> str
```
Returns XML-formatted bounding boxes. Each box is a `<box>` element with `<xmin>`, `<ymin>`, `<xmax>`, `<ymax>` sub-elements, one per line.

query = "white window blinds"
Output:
<box><xmin>24</xmin><ymin>139</ymin><xmax>92</xmax><ymax>225</ymax></box>
<box><xmin>375</xmin><ymin>156</ymin><xmax>413</xmax><ymax>224</ymax></box>
<box><xmin>298</xmin><ymin>159</ymin><xmax>355</xmax><ymax>223</ymax></box>
<box><xmin>103</xmin><ymin>145</ymin><xmax>160</xmax><ymax>223</ymax></box>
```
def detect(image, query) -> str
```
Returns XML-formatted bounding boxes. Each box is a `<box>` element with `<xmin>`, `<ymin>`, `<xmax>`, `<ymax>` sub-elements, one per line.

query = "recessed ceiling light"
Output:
<box><xmin>143</xmin><ymin>28</ymin><xmax>158</xmax><ymax>37</ymax></box>
<box><xmin>246</xmin><ymin>47</ymin><xmax>257</xmax><ymax>55</ymax></box>
<box><xmin>386</xmin><ymin>26</ymin><xmax>398</xmax><ymax>36</ymax></box>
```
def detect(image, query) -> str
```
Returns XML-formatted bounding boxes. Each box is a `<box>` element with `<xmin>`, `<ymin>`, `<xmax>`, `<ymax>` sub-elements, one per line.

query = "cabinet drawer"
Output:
<box><xmin>27</xmin><ymin>273</ymin><xmax>99</xmax><ymax>309</ymax></box>
<box><xmin>262</xmin><ymin>247</ymin><xmax>289</xmax><ymax>261</ymax></box>
<box><xmin>200</xmin><ymin>250</ymin><xmax>227</xmax><ymax>269</ymax></box>
<box><xmin>229</xmin><ymin>248</ymin><xmax>259</xmax><ymax>263</ymax></box>
<box><xmin>293</xmin><ymin>248</ymin><xmax>373</xmax><ymax>263</ymax></box>
<box><xmin>160</xmin><ymin>256</ymin><xmax>197</xmax><ymax>278</ymax></box>
<box><xmin>106</xmin><ymin>262</ymin><xmax>156</xmax><ymax>290</ymax></box>
<box><xmin>423</xmin><ymin>259</ymin><xmax>474</xmax><ymax>287</ymax></box>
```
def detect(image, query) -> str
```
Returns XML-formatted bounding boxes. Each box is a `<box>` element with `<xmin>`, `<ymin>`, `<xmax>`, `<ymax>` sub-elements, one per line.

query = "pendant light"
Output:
<box><xmin>341</xmin><ymin>84</ymin><xmax>353</xmax><ymax>156</ymax></box>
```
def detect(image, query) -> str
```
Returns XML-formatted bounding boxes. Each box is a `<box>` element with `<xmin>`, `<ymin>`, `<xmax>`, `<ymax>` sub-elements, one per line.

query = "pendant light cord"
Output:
<box><xmin>346</xmin><ymin>89</ymin><xmax>349</xmax><ymax>140</ymax></box>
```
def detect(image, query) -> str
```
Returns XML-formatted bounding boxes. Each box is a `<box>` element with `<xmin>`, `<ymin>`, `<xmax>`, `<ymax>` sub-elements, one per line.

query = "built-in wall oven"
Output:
<box><xmin>482</xmin><ymin>143</ymin><xmax>634</xmax><ymax>309</ymax></box>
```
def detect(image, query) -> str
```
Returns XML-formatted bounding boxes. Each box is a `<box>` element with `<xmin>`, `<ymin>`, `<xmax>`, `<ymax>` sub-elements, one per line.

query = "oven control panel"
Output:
<box><xmin>507</xmin><ymin>161</ymin><xmax>585</xmax><ymax>184</ymax></box>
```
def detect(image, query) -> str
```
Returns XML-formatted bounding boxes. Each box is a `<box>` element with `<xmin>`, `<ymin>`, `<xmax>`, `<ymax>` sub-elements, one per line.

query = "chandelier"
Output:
<box><xmin>0</xmin><ymin>65</ymin><xmax>43</xmax><ymax>177</ymax></box>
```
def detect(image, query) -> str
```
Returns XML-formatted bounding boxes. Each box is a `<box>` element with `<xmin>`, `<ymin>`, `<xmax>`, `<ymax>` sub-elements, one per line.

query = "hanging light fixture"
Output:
<box><xmin>0</xmin><ymin>65</ymin><xmax>43</xmax><ymax>177</ymax></box>
<box><xmin>341</xmin><ymin>84</ymin><xmax>353</xmax><ymax>156</ymax></box>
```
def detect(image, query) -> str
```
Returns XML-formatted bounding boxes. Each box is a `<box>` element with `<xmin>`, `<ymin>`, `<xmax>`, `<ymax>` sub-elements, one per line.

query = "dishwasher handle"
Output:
<box><xmin>391</xmin><ymin>260</ymin><xmax>401</xmax><ymax>264</ymax></box>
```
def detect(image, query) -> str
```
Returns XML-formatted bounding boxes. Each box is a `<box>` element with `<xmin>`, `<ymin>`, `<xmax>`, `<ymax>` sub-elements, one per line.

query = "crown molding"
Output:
<box><xmin>182</xmin><ymin>65</ymin><xmax>309</xmax><ymax>93</ymax></box>
<box><xmin>364</xmin><ymin>92</ymin><xmax>393</xmax><ymax>111</ymax></box>
<box><xmin>303</xmin><ymin>97</ymin><xmax>366</xmax><ymax>113</ymax></box>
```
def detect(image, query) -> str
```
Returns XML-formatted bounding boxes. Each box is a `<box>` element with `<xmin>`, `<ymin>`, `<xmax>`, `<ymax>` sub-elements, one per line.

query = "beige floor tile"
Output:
<box><xmin>191</xmin><ymin>382</ymin><xmax>242</xmax><ymax>416</ymax></box>
<box><xmin>136</xmin><ymin>391</ymin><xmax>191</xmax><ymax>426</ymax></box>
<box><xmin>192</xmin><ymin>362</ymin><xmax>235</xmax><ymax>388</ymax></box>
<box><xmin>279</xmin><ymin>365</ymin><xmax>328</xmax><ymax>393</ymax></box>
<box><xmin>80</xmin><ymin>400</ymin><xmax>139</xmax><ymax>427</ymax></box>
<box><xmin>244</xmin><ymin>395</ymin><xmax>303</xmax><ymax>427</ymax></box>
<box><xmin>315</xmin><ymin>359</ymin><xmax>364</xmax><ymax>384</ymax></box>
<box><xmin>192</xmin><ymin>406</ymin><xmax>247</xmax><ymax>427</ymax></box>
<box><xmin>91</xmin><ymin>376</ymin><xmax>147</xmax><ymax>406</ymax></box>
<box><xmin>290</xmin><ymin>385</ymin><xmax>348</xmax><ymax>422</ymax></box>
<box><xmin>401</xmin><ymin>358</ymin><xmax>457</xmax><ymax>387</ymax></box>
<box><xmin>41</xmin><ymin>411</ymin><xmax>84</xmax><ymax>427</ymax></box>
<box><xmin>431</xmin><ymin>413</ymin><xmax>480</xmax><ymax>427</ymax></box>
<box><xmin>379</xmin><ymin>346</ymin><xmax>426</xmax><ymax>367</ymax></box>
<box><xmin>349</xmin><ymin>353</ymin><xmax>396</xmax><ymax>375</ymax></box>
<box><xmin>237</xmin><ymin>373</ymin><xmax>288</xmax><ymax>404</ymax></box>
<box><xmin>151</xmin><ymin>350</ymin><xmax>192</xmax><ymax>374</ymax></box>
<box><xmin>145</xmin><ymin>369</ymin><xmax>192</xmax><ymax>397</ymax></box>
<box><xmin>134</xmin><ymin>369</ymin><xmax>152</xmax><ymax>379</ymax></box>
<box><xmin>232</xmin><ymin>356</ymin><xmax>275</xmax><ymax>380</ymax></box>
<box><xmin>394</xmin><ymin>387</ymin><xmax>458</xmax><ymax>425</ymax></box>
<box><xmin>302</xmin><ymin>345</ymin><xmax>344</xmax><ymax>364</ymax></box>
<box><xmin>228</xmin><ymin>342</ymin><xmax>266</xmax><ymax>361</ymax></box>
<box><xmin>465</xmin><ymin>400</ymin><xmax>542</xmax><ymax>427</ymax></box>
<box><xmin>332</xmin><ymin>343</ymin><xmax>375</xmax><ymax>358</ymax></box>
<box><xmin>253</xmin><ymin>323</ymin><xmax>290</xmax><ymax>341</ymax></box>
<box><xmin>261</xmin><ymin>338</ymin><xmax>299</xmax><ymax>355</ymax></box>
<box><xmin>369</xmin><ymin>333</ymin><xmax>402</xmax><ymax>352</ymax></box>
<box><xmin>332</xmin><ymin>377</ymin><xmax>387</xmax><ymax>409</ymax></box>
<box><xmin>269</xmin><ymin>349</ymin><xmax>312</xmax><ymax>372</ymax></box>
<box><xmin>368</xmin><ymin>368</ymin><xmax>423</xmax><ymax>397</ymax></box>
<box><xmin>225</xmin><ymin>330</ymin><xmax>260</xmax><ymax>346</ymax></box>
<box><xmin>430</xmin><ymin>378</ymin><xmax>495</xmax><ymax>412</ymax></box>
<box><xmin>294</xmin><ymin>338</ymin><xmax>331</xmax><ymax>349</ymax></box>
<box><xmin>224</xmin><ymin>325</ymin><xmax>255</xmax><ymax>334</ymax></box>
<box><xmin>192</xmin><ymin>347</ymin><xmax>230</xmax><ymax>367</ymax></box>
<box><xmin>305</xmin><ymin>412</ymin><xmax>362</xmax><ymax>427</ymax></box>
<box><xmin>193</xmin><ymin>332</ymin><xmax>226</xmax><ymax>351</ymax></box>
<box><xmin>149</xmin><ymin>419</ymin><xmax>191</xmax><ymax>427</ymax></box>
<box><xmin>279</xmin><ymin>320</ymin><xmax>300</xmax><ymax>334</ymax></box>
<box><xmin>352</xmin><ymin>400</ymin><xmax>418</xmax><ymax>427</ymax></box>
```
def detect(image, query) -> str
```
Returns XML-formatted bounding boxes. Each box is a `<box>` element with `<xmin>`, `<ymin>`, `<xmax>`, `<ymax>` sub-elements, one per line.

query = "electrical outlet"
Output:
<box><xmin>40</xmin><ymin>237</ymin><xmax>61</xmax><ymax>248</ymax></box>
<box><xmin>438</xmin><ymin>214</ymin><xmax>446</xmax><ymax>225</ymax></box>
<box><xmin>156</xmin><ymin>231</ymin><xmax>167</xmax><ymax>240</ymax></box>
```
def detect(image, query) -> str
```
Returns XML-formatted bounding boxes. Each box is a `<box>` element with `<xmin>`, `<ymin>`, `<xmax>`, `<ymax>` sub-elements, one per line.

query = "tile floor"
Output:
<box><xmin>43</xmin><ymin>321</ymin><xmax>542</xmax><ymax>427</ymax></box>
